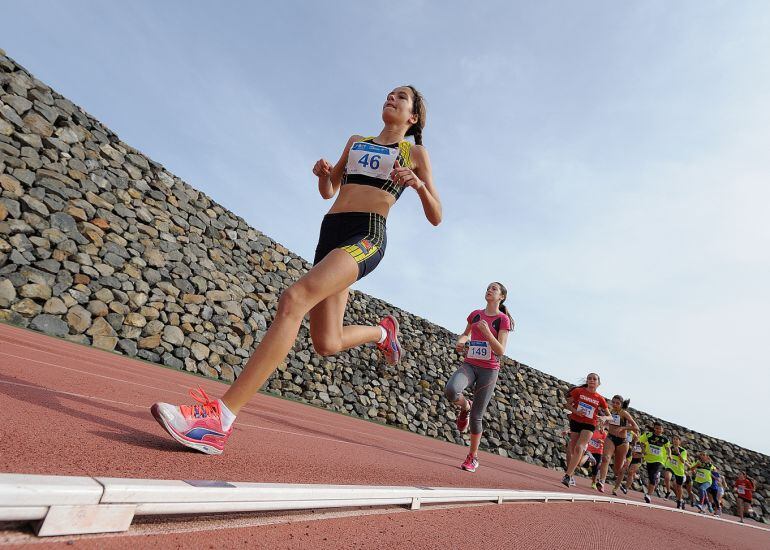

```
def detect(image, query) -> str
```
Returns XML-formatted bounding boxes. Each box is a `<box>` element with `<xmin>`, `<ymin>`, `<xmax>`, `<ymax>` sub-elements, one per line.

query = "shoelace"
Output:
<box><xmin>182</xmin><ymin>387</ymin><xmax>219</xmax><ymax>419</ymax></box>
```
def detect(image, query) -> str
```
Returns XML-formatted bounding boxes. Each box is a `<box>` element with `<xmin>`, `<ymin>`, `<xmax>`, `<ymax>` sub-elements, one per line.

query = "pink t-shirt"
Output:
<box><xmin>464</xmin><ymin>309</ymin><xmax>511</xmax><ymax>369</ymax></box>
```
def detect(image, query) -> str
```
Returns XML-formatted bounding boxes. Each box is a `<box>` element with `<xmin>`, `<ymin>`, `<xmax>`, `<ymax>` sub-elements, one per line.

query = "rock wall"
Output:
<box><xmin>0</xmin><ymin>50</ymin><xmax>767</xmax><ymax>520</ymax></box>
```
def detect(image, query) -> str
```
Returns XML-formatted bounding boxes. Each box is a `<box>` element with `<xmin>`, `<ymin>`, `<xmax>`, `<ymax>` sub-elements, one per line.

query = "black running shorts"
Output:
<box><xmin>608</xmin><ymin>434</ymin><xmax>626</xmax><ymax>447</ymax></box>
<box><xmin>569</xmin><ymin>419</ymin><xmax>595</xmax><ymax>434</ymax></box>
<box><xmin>646</xmin><ymin>462</ymin><xmax>664</xmax><ymax>484</ymax></box>
<box><xmin>313</xmin><ymin>212</ymin><xmax>387</xmax><ymax>280</ymax></box>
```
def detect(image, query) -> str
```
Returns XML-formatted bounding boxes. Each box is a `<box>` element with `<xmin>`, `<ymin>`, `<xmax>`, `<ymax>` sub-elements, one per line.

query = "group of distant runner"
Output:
<box><xmin>560</xmin><ymin>375</ymin><xmax>758</xmax><ymax>521</ymax></box>
<box><xmin>147</xmin><ymin>85</ymin><xmax>757</xmax><ymax>523</ymax></box>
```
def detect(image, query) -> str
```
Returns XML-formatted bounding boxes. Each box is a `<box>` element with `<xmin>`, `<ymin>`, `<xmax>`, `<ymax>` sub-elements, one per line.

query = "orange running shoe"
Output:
<box><xmin>151</xmin><ymin>387</ymin><xmax>231</xmax><ymax>455</ymax></box>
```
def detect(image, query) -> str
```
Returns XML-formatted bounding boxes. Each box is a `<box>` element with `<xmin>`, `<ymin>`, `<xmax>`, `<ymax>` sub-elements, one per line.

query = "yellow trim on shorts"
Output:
<box><xmin>342</xmin><ymin>242</ymin><xmax>379</xmax><ymax>263</ymax></box>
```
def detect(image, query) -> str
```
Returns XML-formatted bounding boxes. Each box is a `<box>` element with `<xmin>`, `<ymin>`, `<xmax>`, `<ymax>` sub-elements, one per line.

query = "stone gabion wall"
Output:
<box><xmin>0</xmin><ymin>50</ymin><xmax>767</xmax><ymax>520</ymax></box>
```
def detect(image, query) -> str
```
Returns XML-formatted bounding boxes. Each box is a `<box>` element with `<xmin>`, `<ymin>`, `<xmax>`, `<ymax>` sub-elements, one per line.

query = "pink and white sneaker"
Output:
<box><xmin>151</xmin><ymin>387</ymin><xmax>232</xmax><ymax>455</ymax></box>
<box><xmin>456</xmin><ymin>400</ymin><xmax>473</xmax><ymax>433</ymax></box>
<box><xmin>461</xmin><ymin>453</ymin><xmax>479</xmax><ymax>473</ymax></box>
<box><xmin>376</xmin><ymin>315</ymin><xmax>402</xmax><ymax>365</ymax></box>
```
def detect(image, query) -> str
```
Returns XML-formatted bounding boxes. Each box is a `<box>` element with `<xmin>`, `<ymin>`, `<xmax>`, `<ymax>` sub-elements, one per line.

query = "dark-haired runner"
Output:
<box><xmin>596</xmin><ymin>395</ymin><xmax>638</xmax><ymax>493</ymax></box>
<box><xmin>735</xmin><ymin>472</ymin><xmax>757</xmax><ymax>523</ymax></box>
<box><xmin>691</xmin><ymin>452</ymin><xmax>716</xmax><ymax>513</ymax></box>
<box><xmin>561</xmin><ymin>373</ymin><xmax>611</xmax><ymax>487</ymax></box>
<box><xmin>663</xmin><ymin>435</ymin><xmax>689</xmax><ymax>509</ymax></box>
<box><xmin>584</xmin><ymin>424</ymin><xmax>607</xmax><ymax>489</ymax></box>
<box><xmin>638</xmin><ymin>423</ymin><xmax>670</xmax><ymax>503</ymax></box>
<box><xmin>708</xmin><ymin>469</ymin><xmax>725</xmax><ymax>516</ymax></box>
<box><xmin>617</xmin><ymin>432</ymin><xmax>644</xmax><ymax>495</ymax></box>
<box><xmin>445</xmin><ymin>282</ymin><xmax>512</xmax><ymax>472</ymax></box>
<box><xmin>151</xmin><ymin>86</ymin><xmax>442</xmax><ymax>454</ymax></box>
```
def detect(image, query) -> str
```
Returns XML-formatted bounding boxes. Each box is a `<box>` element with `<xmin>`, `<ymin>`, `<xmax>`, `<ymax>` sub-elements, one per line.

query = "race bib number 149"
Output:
<box><xmin>467</xmin><ymin>340</ymin><xmax>491</xmax><ymax>360</ymax></box>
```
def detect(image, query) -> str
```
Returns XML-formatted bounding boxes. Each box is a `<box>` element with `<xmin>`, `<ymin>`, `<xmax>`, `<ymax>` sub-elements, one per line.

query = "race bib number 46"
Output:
<box><xmin>467</xmin><ymin>340</ymin><xmax>491</xmax><ymax>361</ymax></box>
<box><xmin>346</xmin><ymin>142</ymin><xmax>399</xmax><ymax>180</ymax></box>
<box><xmin>577</xmin><ymin>402</ymin><xmax>595</xmax><ymax>419</ymax></box>
<box><xmin>649</xmin><ymin>446</ymin><xmax>661</xmax><ymax>456</ymax></box>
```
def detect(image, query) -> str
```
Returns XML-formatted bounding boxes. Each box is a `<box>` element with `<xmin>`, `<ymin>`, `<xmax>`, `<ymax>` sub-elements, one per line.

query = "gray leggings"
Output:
<box><xmin>444</xmin><ymin>362</ymin><xmax>499</xmax><ymax>435</ymax></box>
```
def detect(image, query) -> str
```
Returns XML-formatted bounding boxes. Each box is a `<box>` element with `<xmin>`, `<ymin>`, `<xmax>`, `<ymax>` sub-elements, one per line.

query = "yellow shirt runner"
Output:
<box><xmin>665</xmin><ymin>447</ymin><xmax>688</xmax><ymax>477</ymax></box>
<box><xmin>639</xmin><ymin>433</ymin><xmax>670</xmax><ymax>465</ymax></box>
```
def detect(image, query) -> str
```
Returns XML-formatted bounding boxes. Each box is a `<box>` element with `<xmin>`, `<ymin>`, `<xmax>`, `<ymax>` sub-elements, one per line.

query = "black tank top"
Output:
<box><xmin>341</xmin><ymin>137</ymin><xmax>414</xmax><ymax>200</ymax></box>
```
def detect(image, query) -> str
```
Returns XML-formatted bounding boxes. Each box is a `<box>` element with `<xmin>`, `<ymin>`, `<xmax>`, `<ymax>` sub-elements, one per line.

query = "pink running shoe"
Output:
<box><xmin>456</xmin><ymin>400</ymin><xmax>473</xmax><ymax>433</ymax></box>
<box><xmin>151</xmin><ymin>387</ymin><xmax>232</xmax><ymax>455</ymax></box>
<box><xmin>461</xmin><ymin>453</ymin><xmax>479</xmax><ymax>473</ymax></box>
<box><xmin>376</xmin><ymin>315</ymin><xmax>402</xmax><ymax>365</ymax></box>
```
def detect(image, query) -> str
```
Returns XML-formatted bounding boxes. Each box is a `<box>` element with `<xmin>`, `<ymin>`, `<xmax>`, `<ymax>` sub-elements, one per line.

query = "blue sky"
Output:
<box><xmin>3</xmin><ymin>1</ymin><xmax>769</xmax><ymax>454</ymax></box>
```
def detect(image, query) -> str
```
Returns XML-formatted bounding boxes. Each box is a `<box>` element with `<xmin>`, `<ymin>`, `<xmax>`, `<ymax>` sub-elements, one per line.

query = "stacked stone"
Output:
<box><xmin>1</xmin><ymin>50</ymin><xmax>767</xmax><ymax>520</ymax></box>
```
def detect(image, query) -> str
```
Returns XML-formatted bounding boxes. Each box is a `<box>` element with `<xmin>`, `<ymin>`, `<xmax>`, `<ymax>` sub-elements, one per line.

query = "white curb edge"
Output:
<box><xmin>0</xmin><ymin>473</ymin><xmax>766</xmax><ymax>537</ymax></box>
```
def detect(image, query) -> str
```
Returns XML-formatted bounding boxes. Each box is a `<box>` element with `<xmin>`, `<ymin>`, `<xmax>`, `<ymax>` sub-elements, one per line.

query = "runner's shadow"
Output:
<box><xmin>0</xmin><ymin>372</ymin><xmax>195</xmax><ymax>454</ymax></box>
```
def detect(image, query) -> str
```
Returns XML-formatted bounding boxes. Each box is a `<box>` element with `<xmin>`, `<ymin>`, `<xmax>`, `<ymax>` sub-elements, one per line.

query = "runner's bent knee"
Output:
<box><xmin>277</xmin><ymin>284</ymin><xmax>314</xmax><ymax>320</ymax></box>
<box><xmin>312</xmin><ymin>337</ymin><xmax>342</xmax><ymax>357</ymax></box>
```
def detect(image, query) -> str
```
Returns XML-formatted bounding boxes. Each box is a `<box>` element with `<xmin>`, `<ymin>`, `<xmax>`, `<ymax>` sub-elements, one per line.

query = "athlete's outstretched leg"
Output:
<box><xmin>221</xmin><ymin>249</ymin><xmax>359</xmax><ymax>413</ymax></box>
<box><xmin>598</xmin><ymin>439</ymin><xmax>616</xmax><ymax>486</ymax></box>
<box><xmin>151</xmin><ymin>249</ymin><xmax>359</xmax><ymax>454</ymax></box>
<box><xmin>566</xmin><ymin>430</ymin><xmax>593</xmax><ymax>477</ymax></box>
<box><xmin>612</xmin><ymin>444</ymin><xmax>628</xmax><ymax>488</ymax></box>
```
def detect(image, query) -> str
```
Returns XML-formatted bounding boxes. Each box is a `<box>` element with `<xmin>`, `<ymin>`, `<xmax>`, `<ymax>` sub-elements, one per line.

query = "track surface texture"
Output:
<box><xmin>0</xmin><ymin>322</ymin><xmax>767</xmax><ymax>548</ymax></box>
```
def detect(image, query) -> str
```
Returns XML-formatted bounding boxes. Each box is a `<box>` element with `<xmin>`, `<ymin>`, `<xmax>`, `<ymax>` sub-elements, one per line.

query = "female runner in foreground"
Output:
<box><xmin>445</xmin><ymin>282</ymin><xmax>512</xmax><ymax>472</ymax></box>
<box><xmin>561</xmin><ymin>373</ymin><xmax>611</xmax><ymax>487</ymax></box>
<box><xmin>152</xmin><ymin>86</ymin><xmax>442</xmax><ymax>454</ymax></box>
<box><xmin>596</xmin><ymin>395</ymin><xmax>638</xmax><ymax>493</ymax></box>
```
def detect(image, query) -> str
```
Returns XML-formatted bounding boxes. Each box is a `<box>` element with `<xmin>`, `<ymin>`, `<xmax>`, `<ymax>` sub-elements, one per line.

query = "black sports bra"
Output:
<box><xmin>341</xmin><ymin>137</ymin><xmax>414</xmax><ymax>200</ymax></box>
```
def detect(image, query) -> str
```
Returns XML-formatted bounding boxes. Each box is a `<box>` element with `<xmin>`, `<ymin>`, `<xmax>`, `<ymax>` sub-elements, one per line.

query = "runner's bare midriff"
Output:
<box><xmin>328</xmin><ymin>184</ymin><xmax>396</xmax><ymax>218</ymax></box>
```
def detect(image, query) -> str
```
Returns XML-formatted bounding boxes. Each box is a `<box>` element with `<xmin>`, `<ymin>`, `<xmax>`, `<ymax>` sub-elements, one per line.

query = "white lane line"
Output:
<box><xmin>0</xmin><ymin>351</ymin><xmax>189</xmax><ymax>395</ymax></box>
<box><xmin>0</xmin><ymin>339</ymin><xmax>197</xmax><ymax>390</ymax></box>
<box><xmin>0</xmin><ymin>379</ymin><xmax>148</xmax><ymax>409</ymax></box>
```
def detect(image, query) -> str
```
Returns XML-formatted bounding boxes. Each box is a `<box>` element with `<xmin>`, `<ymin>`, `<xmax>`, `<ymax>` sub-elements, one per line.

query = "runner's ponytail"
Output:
<box><xmin>493</xmin><ymin>281</ymin><xmax>515</xmax><ymax>330</ymax></box>
<box><xmin>404</xmin><ymin>85</ymin><xmax>426</xmax><ymax>146</ymax></box>
<box><xmin>613</xmin><ymin>394</ymin><xmax>631</xmax><ymax>409</ymax></box>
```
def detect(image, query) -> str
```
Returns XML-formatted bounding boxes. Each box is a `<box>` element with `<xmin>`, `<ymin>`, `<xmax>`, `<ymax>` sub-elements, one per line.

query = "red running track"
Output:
<box><xmin>0</xmin><ymin>322</ymin><xmax>767</xmax><ymax>549</ymax></box>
